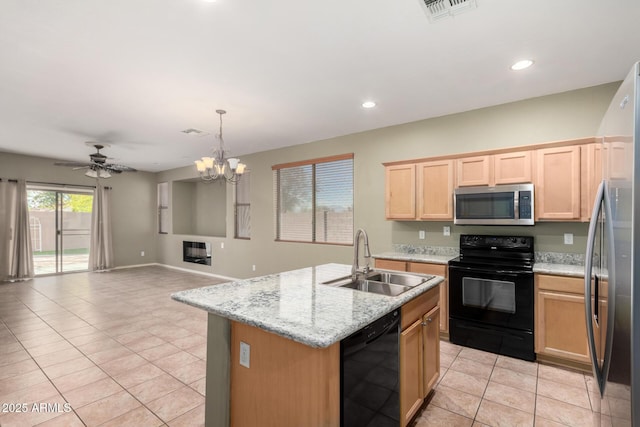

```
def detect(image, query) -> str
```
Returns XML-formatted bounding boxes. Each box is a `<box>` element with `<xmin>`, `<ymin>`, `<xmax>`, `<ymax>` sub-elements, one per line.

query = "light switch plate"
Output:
<box><xmin>443</xmin><ymin>226</ymin><xmax>451</xmax><ymax>236</ymax></box>
<box><xmin>239</xmin><ymin>341</ymin><xmax>250</xmax><ymax>368</ymax></box>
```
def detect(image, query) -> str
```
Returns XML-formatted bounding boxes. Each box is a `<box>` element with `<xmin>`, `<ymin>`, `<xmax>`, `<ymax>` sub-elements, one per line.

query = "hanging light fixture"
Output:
<box><xmin>194</xmin><ymin>109</ymin><xmax>246</xmax><ymax>183</ymax></box>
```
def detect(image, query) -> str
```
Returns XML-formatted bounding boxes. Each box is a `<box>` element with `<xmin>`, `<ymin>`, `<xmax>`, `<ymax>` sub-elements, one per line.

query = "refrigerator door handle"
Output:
<box><xmin>585</xmin><ymin>180</ymin><xmax>605</xmax><ymax>394</ymax></box>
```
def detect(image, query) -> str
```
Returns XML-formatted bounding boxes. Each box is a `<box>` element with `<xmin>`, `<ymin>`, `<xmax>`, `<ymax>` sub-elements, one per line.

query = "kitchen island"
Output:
<box><xmin>172</xmin><ymin>263</ymin><xmax>443</xmax><ymax>427</ymax></box>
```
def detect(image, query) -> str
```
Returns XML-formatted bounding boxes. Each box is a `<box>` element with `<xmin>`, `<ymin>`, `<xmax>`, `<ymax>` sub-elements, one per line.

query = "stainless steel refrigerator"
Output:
<box><xmin>585</xmin><ymin>61</ymin><xmax>639</xmax><ymax>426</ymax></box>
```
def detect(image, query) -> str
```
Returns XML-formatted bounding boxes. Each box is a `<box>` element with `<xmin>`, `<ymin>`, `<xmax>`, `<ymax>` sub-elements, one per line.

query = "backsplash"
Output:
<box><xmin>391</xmin><ymin>244</ymin><xmax>459</xmax><ymax>257</ymax></box>
<box><xmin>535</xmin><ymin>251</ymin><xmax>585</xmax><ymax>266</ymax></box>
<box><xmin>391</xmin><ymin>244</ymin><xmax>585</xmax><ymax>266</ymax></box>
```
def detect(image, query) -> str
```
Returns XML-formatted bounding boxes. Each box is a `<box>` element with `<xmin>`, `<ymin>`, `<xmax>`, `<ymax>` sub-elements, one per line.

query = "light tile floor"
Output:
<box><xmin>1</xmin><ymin>266</ymin><xmax>600</xmax><ymax>426</ymax></box>
<box><xmin>410</xmin><ymin>341</ymin><xmax>598</xmax><ymax>427</ymax></box>
<box><xmin>0</xmin><ymin>266</ymin><xmax>221</xmax><ymax>426</ymax></box>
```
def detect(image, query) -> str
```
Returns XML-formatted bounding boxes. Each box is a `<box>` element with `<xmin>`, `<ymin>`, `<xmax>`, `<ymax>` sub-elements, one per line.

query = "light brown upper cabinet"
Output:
<box><xmin>535</xmin><ymin>146</ymin><xmax>581</xmax><ymax>220</ymax></box>
<box><xmin>457</xmin><ymin>152</ymin><xmax>533</xmax><ymax>187</ymax></box>
<box><xmin>417</xmin><ymin>160</ymin><xmax>454</xmax><ymax>220</ymax></box>
<box><xmin>385</xmin><ymin>160</ymin><xmax>454</xmax><ymax>220</ymax></box>
<box><xmin>581</xmin><ymin>143</ymin><xmax>603</xmax><ymax>221</ymax></box>
<box><xmin>385</xmin><ymin>164</ymin><xmax>416</xmax><ymax>219</ymax></box>
<box><xmin>494</xmin><ymin>151</ymin><xmax>533</xmax><ymax>185</ymax></box>
<box><xmin>456</xmin><ymin>155</ymin><xmax>492</xmax><ymax>186</ymax></box>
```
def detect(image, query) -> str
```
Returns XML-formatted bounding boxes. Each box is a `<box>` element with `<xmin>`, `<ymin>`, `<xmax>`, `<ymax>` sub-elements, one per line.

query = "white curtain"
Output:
<box><xmin>88</xmin><ymin>183</ymin><xmax>114</xmax><ymax>271</ymax></box>
<box><xmin>0</xmin><ymin>179</ymin><xmax>34</xmax><ymax>281</ymax></box>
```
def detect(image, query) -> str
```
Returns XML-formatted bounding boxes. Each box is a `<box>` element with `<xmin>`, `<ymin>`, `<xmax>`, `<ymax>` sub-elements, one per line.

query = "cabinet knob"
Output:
<box><xmin>421</xmin><ymin>317</ymin><xmax>433</xmax><ymax>326</ymax></box>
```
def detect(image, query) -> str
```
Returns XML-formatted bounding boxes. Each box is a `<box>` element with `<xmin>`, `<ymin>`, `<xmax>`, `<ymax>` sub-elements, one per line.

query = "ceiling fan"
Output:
<box><xmin>54</xmin><ymin>142</ymin><xmax>137</xmax><ymax>178</ymax></box>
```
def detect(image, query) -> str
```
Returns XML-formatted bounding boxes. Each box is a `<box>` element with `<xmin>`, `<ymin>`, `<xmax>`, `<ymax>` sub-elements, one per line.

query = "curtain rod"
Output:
<box><xmin>1</xmin><ymin>179</ymin><xmax>112</xmax><ymax>190</ymax></box>
<box><xmin>26</xmin><ymin>181</ymin><xmax>111</xmax><ymax>190</ymax></box>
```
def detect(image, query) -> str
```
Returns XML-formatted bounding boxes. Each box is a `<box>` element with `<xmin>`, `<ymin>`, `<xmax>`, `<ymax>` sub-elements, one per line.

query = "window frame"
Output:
<box><xmin>272</xmin><ymin>153</ymin><xmax>354</xmax><ymax>245</ymax></box>
<box><xmin>234</xmin><ymin>171</ymin><xmax>251</xmax><ymax>240</ymax></box>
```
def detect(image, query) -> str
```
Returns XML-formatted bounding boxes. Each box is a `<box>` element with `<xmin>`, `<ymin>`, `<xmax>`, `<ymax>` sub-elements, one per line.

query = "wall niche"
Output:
<box><xmin>172</xmin><ymin>179</ymin><xmax>226</xmax><ymax>237</ymax></box>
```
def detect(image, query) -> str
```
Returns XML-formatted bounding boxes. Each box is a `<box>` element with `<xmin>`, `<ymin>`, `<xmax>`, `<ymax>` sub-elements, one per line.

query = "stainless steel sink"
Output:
<box><xmin>338</xmin><ymin>279</ymin><xmax>412</xmax><ymax>297</ymax></box>
<box><xmin>321</xmin><ymin>270</ymin><xmax>433</xmax><ymax>297</ymax></box>
<box><xmin>364</xmin><ymin>271</ymin><xmax>432</xmax><ymax>287</ymax></box>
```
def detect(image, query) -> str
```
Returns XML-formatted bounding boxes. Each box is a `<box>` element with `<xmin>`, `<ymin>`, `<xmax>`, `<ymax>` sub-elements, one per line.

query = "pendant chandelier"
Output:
<box><xmin>194</xmin><ymin>109</ymin><xmax>246</xmax><ymax>183</ymax></box>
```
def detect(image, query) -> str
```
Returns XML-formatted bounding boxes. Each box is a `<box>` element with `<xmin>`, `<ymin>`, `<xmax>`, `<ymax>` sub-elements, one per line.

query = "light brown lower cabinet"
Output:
<box><xmin>400</xmin><ymin>285</ymin><xmax>440</xmax><ymax>426</ymax></box>
<box><xmin>375</xmin><ymin>258</ymin><xmax>449</xmax><ymax>334</ymax></box>
<box><xmin>535</xmin><ymin>274</ymin><xmax>590</xmax><ymax>364</ymax></box>
<box><xmin>229</xmin><ymin>284</ymin><xmax>440</xmax><ymax>427</ymax></box>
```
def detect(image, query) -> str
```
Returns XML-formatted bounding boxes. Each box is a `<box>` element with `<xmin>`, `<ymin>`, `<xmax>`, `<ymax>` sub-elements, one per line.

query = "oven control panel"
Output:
<box><xmin>460</xmin><ymin>235</ymin><xmax>533</xmax><ymax>251</ymax></box>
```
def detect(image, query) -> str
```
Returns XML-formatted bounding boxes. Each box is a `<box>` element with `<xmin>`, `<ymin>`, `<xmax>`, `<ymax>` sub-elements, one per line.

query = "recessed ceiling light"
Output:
<box><xmin>511</xmin><ymin>59</ymin><xmax>534</xmax><ymax>71</ymax></box>
<box><xmin>362</xmin><ymin>101</ymin><xmax>376</xmax><ymax>109</ymax></box>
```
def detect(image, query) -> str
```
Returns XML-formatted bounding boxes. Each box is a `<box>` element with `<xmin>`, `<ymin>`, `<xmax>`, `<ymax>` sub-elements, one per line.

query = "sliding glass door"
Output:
<box><xmin>27</xmin><ymin>186</ymin><xmax>93</xmax><ymax>275</ymax></box>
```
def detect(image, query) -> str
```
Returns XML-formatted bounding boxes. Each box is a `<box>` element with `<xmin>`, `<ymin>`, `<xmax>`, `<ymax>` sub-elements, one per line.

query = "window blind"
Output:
<box><xmin>274</xmin><ymin>154</ymin><xmax>353</xmax><ymax>244</ymax></box>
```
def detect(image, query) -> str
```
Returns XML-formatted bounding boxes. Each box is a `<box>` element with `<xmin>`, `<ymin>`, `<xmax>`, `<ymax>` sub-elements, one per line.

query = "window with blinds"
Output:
<box><xmin>158</xmin><ymin>182</ymin><xmax>169</xmax><ymax>234</ymax></box>
<box><xmin>273</xmin><ymin>154</ymin><xmax>353</xmax><ymax>245</ymax></box>
<box><xmin>234</xmin><ymin>171</ymin><xmax>250</xmax><ymax>239</ymax></box>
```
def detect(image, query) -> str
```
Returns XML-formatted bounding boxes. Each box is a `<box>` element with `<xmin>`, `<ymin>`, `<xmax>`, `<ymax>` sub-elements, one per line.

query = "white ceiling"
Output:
<box><xmin>1</xmin><ymin>0</ymin><xmax>639</xmax><ymax>172</ymax></box>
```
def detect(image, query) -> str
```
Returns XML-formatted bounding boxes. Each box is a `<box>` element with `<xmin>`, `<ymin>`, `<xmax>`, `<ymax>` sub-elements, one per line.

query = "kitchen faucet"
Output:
<box><xmin>352</xmin><ymin>228</ymin><xmax>371</xmax><ymax>280</ymax></box>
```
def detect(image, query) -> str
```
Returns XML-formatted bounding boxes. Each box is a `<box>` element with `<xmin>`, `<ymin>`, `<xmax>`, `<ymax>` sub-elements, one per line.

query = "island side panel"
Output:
<box><xmin>230</xmin><ymin>321</ymin><xmax>340</xmax><ymax>427</ymax></box>
<box><xmin>206</xmin><ymin>313</ymin><xmax>231</xmax><ymax>427</ymax></box>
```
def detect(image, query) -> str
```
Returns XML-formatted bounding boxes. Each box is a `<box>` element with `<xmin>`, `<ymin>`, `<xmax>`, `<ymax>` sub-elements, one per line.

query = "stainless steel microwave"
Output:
<box><xmin>454</xmin><ymin>184</ymin><xmax>534</xmax><ymax>225</ymax></box>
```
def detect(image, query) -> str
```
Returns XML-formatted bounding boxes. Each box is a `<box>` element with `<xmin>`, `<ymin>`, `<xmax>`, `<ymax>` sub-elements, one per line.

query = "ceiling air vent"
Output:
<box><xmin>420</xmin><ymin>0</ymin><xmax>477</xmax><ymax>22</ymax></box>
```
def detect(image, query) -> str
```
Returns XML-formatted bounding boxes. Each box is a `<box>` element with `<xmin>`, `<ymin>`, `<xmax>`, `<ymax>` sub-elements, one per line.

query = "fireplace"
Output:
<box><xmin>183</xmin><ymin>241</ymin><xmax>212</xmax><ymax>266</ymax></box>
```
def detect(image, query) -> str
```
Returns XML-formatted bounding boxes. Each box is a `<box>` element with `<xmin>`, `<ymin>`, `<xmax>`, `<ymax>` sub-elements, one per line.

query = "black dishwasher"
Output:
<box><xmin>341</xmin><ymin>309</ymin><xmax>400</xmax><ymax>427</ymax></box>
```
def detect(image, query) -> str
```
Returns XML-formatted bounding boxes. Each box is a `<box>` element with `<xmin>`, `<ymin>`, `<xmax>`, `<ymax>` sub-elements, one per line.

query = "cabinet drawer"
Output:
<box><xmin>375</xmin><ymin>259</ymin><xmax>407</xmax><ymax>271</ymax></box>
<box><xmin>407</xmin><ymin>262</ymin><xmax>446</xmax><ymax>277</ymax></box>
<box><xmin>401</xmin><ymin>285</ymin><xmax>439</xmax><ymax>330</ymax></box>
<box><xmin>536</xmin><ymin>274</ymin><xmax>584</xmax><ymax>294</ymax></box>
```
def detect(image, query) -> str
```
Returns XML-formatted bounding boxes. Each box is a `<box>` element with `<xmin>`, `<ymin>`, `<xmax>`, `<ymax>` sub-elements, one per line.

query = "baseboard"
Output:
<box><xmin>112</xmin><ymin>263</ymin><xmax>158</xmax><ymax>270</ymax></box>
<box><xmin>156</xmin><ymin>263</ymin><xmax>239</xmax><ymax>282</ymax></box>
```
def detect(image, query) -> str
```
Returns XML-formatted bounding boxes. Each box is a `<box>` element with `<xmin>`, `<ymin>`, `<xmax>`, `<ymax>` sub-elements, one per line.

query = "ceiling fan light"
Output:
<box><xmin>85</xmin><ymin>169</ymin><xmax>98</xmax><ymax>178</ymax></box>
<box><xmin>98</xmin><ymin>169</ymin><xmax>111</xmax><ymax>178</ymax></box>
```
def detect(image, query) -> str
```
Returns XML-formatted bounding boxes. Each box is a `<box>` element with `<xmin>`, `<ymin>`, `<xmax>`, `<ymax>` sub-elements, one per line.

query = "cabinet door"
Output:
<box><xmin>408</xmin><ymin>262</ymin><xmax>448</xmax><ymax>334</ymax></box>
<box><xmin>422</xmin><ymin>305</ymin><xmax>440</xmax><ymax>396</ymax></box>
<box><xmin>535</xmin><ymin>290</ymin><xmax>590</xmax><ymax>363</ymax></box>
<box><xmin>385</xmin><ymin>164</ymin><xmax>416</xmax><ymax>219</ymax></box>
<box><xmin>400</xmin><ymin>319</ymin><xmax>423</xmax><ymax>427</ymax></box>
<box><xmin>456</xmin><ymin>155</ymin><xmax>491</xmax><ymax>187</ymax></box>
<box><xmin>494</xmin><ymin>151</ymin><xmax>532</xmax><ymax>185</ymax></box>
<box><xmin>581</xmin><ymin>143</ymin><xmax>603</xmax><ymax>221</ymax></box>
<box><xmin>535</xmin><ymin>146</ymin><xmax>581</xmax><ymax>220</ymax></box>
<box><xmin>416</xmin><ymin>160</ymin><xmax>454</xmax><ymax>220</ymax></box>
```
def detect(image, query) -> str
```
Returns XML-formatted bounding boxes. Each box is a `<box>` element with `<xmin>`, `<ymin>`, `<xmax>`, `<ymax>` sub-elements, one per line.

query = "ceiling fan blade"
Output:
<box><xmin>72</xmin><ymin>166</ymin><xmax>91</xmax><ymax>171</ymax></box>
<box><xmin>54</xmin><ymin>161</ymin><xmax>94</xmax><ymax>167</ymax></box>
<box><xmin>106</xmin><ymin>164</ymin><xmax>137</xmax><ymax>172</ymax></box>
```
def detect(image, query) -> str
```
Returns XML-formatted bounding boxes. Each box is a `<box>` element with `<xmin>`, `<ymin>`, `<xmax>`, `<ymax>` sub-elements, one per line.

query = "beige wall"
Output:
<box><xmin>0</xmin><ymin>82</ymin><xmax>619</xmax><ymax>277</ymax></box>
<box><xmin>0</xmin><ymin>151</ymin><xmax>158</xmax><ymax>268</ymax></box>
<box><xmin>157</xmin><ymin>82</ymin><xmax>619</xmax><ymax>279</ymax></box>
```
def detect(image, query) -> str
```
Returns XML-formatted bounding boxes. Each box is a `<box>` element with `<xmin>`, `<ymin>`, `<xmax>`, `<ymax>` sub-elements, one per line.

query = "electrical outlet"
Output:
<box><xmin>564</xmin><ymin>233</ymin><xmax>574</xmax><ymax>245</ymax></box>
<box><xmin>443</xmin><ymin>226</ymin><xmax>451</xmax><ymax>236</ymax></box>
<box><xmin>252</xmin><ymin>265</ymin><xmax>256</xmax><ymax>271</ymax></box>
<box><xmin>419</xmin><ymin>230</ymin><xmax>426</xmax><ymax>240</ymax></box>
<box><xmin>239</xmin><ymin>341</ymin><xmax>250</xmax><ymax>368</ymax></box>
<box><xmin>220</xmin><ymin>242</ymin><xmax>224</xmax><ymax>249</ymax></box>
<box><xmin>140</xmin><ymin>251</ymin><xmax>145</xmax><ymax>257</ymax></box>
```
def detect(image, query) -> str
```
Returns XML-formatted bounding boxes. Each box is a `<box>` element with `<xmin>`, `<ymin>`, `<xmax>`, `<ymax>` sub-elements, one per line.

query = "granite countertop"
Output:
<box><xmin>171</xmin><ymin>263</ymin><xmax>444</xmax><ymax>349</ymax></box>
<box><xmin>533</xmin><ymin>263</ymin><xmax>585</xmax><ymax>277</ymax></box>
